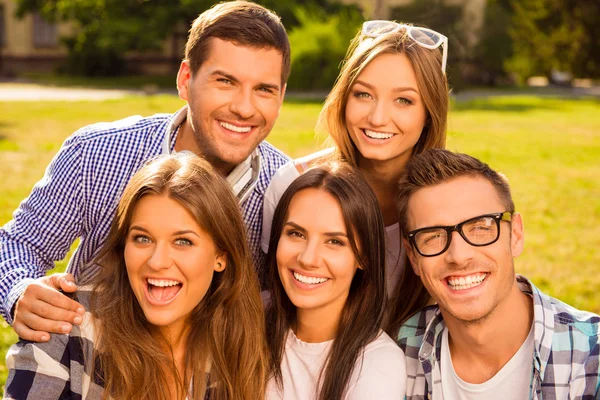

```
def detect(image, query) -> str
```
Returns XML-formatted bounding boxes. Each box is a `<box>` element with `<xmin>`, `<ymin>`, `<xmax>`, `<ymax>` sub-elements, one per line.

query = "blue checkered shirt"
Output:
<box><xmin>396</xmin><ymin>275</ymin><xmax>600</xmax><ymax>399</ymax></box>
<box><xmin>0</xmin><ymin>107</ymin><xmax>289</xmax><ymax>324</ymax></box>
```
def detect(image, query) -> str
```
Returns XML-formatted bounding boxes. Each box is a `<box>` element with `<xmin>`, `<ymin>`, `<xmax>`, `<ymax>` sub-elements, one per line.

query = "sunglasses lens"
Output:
<box><xmin>410</xmin><ymin>29</ymin><xmax>442</xmax><ymax>47</ymax></box>
<box><xmin>363</xmin><ymin>21</ymin><xmax>400</xmax><ymax>36</ymax></box>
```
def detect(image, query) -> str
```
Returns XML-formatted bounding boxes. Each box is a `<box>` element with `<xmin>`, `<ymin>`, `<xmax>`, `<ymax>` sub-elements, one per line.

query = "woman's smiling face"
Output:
<box><xmin>345</xmin><ymin>52</ymin><xmax>427</xmax><ymax>167</ymax></box>
<box><xmin>124</xmin><ymin>194</ymin><xmax>226</xmax><ymax>338</ymax></box>
<box><xmin>276</xmin><ymin>188</ymin><xmax>359</xmax><ymax>320</ymax></box>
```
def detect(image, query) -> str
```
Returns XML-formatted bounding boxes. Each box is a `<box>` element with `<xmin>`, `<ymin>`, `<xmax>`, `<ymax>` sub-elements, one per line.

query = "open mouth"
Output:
<box><xmin>446</xmin><ymin>273</ymin><xmax>487</xmax><ymax>291</ymax></box>
<box><xmin>292</xmin><ymin>271</ymin><xmax>329</xmax><ymax>285</ymax></box>
<box><xmin>219</xmin><ymin>121</ymin><xmax>253</xmax><ymax>134</ymax></box>
<box><xmin>146</xmin><ymin>278</ymin><xmax>182</xmax><ymax>302</ymax></box>
<box><xmin>363</xmin><ymin>129</ymin><xmax>395</xmax><ymax>140</ymax></box>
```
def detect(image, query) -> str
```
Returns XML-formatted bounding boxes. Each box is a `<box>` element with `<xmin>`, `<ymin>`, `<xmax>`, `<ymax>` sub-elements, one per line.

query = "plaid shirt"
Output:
<box><xmin>0</xmin><ymin>107</ymin><xmax>289</xmax><ymax>324</ymax></box>
<box><xmin>4</xmin><ymin>290</ymin><xmax>211</xmax><ymax>399</ymax></box>
<box><xmin>396</xmin><ymin>275</ymin><xmax>600</xmax><ymax>400</ymax></box>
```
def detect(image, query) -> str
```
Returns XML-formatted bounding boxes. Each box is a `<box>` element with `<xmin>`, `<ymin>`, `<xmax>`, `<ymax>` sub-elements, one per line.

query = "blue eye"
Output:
<box><xmin>174</xmin><ymin>238</ymin><xmax>193</xmax><ymax>246</ymax></box>
<box><xmin>133</xmin><ymin>235</ymin><xmax>151</xmax><ymax>244</ymax></box>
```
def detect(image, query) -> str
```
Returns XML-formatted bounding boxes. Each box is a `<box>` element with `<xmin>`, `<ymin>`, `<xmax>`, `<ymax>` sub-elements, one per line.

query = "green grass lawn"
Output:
<box><xmin>0</xmin><ymin>93</ymin><xmax>599</xmax><ymax>390</ymax></box>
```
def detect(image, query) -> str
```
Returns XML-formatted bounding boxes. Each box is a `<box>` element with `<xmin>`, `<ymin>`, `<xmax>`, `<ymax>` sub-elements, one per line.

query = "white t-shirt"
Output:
<box><xmin>266</xmin><ymin>329</ymin><xmax>406</xmax><ymax>400</ymax></box>
<box><xmin>261</xmin><ymin>161</ymin><xmax>406</xmax><ymax>296</ymax></box>
<box><xmin>440</xmin><ymin>324</ymin><xmax>534</xmax><ymax>399</ymax></box>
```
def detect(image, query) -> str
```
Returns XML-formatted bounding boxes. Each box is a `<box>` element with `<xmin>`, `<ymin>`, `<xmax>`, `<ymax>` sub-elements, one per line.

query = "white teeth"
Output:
<box><xmin>147</xmin><ymin>278</ymin><xmax>180</xmax><ymax>287</ymax></box>
<box><xmin>293</xmin><ymin>271</ymin><xmax>328</xmax><ymax>285</ymax></box>
<box><xmin>447</xmin><ymin>273</ymin><xmax>487</xmax><ymax>291</ymax></box>
<box><xmin>364</xmin><ymin>129</ymin><xmax>395</xmax><ymax>140</ymax></box>
<box><xmin>220</xmin><ymin>121</ymin><xmax>252</xmax><ymax>133</ymax></box>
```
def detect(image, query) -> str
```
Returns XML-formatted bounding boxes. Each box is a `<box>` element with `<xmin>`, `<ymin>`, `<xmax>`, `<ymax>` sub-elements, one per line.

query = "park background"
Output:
<box><xmin>0</xmin><ymin>0</ymin><xmax>599</xmax><ymax>393</ymax></box>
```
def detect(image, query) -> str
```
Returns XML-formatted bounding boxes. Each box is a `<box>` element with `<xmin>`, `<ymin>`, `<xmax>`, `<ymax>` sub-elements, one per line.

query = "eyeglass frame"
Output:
<box><xmin>406</xmin><ymin>212</ymin><xmax>513</xmax><ymax>257</ymax></box>
<box><xmin>362</xmin><ymin>20</ymin><xmax>448</xmax><ymax>74</ymax></box>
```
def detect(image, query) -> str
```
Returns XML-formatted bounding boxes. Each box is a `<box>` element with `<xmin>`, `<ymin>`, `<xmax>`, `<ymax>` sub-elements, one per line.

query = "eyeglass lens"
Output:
<box><xmin>414</xmin><ymin>215</ymin><xmax>499</xmax><ymax>256</ymax></box>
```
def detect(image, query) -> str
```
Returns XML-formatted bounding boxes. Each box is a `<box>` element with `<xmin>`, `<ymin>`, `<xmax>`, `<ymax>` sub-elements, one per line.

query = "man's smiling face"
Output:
<box><xmin>177</xmin><ymin>38</ymin><xmax>285</xmax><ymax>174</ymax></box>
<box><xmin>405</xmin><ymin>175</ymin><xmax>524</xmax><ymax>325</ymax></box>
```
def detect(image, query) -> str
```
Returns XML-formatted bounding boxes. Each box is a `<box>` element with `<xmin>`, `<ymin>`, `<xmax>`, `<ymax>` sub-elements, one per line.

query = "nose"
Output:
<box><xmin>146</xmin><ymin>242</ymin><xmax>173</xmax><ymax>271</ymax></box>
<box><xmin>296</xmin><ymin>239</ymin><xmax>321</xmax><ymax>270</ymax></box>
<box><xmin>367</xmin><ymin>99</ymin><xmax>391</xmax><ymax>127</ymax></box>
<box><xmin>443</xmin><ymin>231</ymin><xmax>475</xmax><ymax>265</ymax></box>
<box><xmin>229</xmin><ymin>87</ymin><xmax>256</xmax><ymax>120</ymax></box>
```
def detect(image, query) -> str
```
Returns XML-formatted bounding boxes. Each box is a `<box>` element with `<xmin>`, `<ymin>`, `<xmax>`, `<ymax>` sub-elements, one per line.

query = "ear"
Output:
<box><xmin>176</xmin><ymin>60</ymin><xmax>192</xmax><ymax>102</ymax></box>
<box><xmin>403</xmin><ymin>237</ymin><xmax>421</xmax><ymax>276</ymax></box>
<box><xmin>280</xmin><ymin>83</ymin><xmax>287</xmax><ymax>104</ymax></box>
<box><xmin>509</xmin><ymin>212</ymin><xmax>525</xmax><ymax>257</ymax></box>
<box><xmin>214</xmin><ymin>252</ymin><xmax>227</xmax><ymax>272</ymax></box>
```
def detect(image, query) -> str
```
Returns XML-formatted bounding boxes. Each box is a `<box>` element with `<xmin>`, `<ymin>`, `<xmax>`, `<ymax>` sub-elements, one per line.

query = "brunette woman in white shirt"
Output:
<box><xmin>262</xmin><ymin>22</ymin><xmax>449</xmax><ymax>331</ymax></box>
<box><xmin>265</xmin><ymin>163</ymin><xmax>406</xmax><ymax>400</ymax></box>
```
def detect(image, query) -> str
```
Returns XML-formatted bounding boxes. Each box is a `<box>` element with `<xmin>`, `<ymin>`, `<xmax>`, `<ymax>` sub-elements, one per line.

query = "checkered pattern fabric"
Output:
<box><xmin>396</xmin><ymin>275</ymin><xmax>600</xmax><ymax>399</ymax></box>
<box><xmin>0</xmin><ymin>107</ymin><xmax>289</xmax><ymax>324</ymax></box>
<box><xmin>4</xmin><ymin>290</ymin><xmax>212</xmax><ymax>399</ymax></box>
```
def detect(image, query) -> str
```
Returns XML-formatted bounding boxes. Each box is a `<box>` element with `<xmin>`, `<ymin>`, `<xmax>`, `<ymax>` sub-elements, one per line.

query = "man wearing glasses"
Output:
<box><xmin>395</xmin><ymin>149</ymin><xmax>600</xmax><ymax>399</ymax></box>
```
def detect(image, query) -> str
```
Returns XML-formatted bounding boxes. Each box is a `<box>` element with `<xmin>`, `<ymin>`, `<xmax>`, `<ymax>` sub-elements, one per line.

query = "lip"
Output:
<box><xmin>360</xmin><ymin>128</ymin><xmax>398</xmax><ymax>145</ymax></box>
<box><xmin>142</xmin><ymin>277</ymin><xmax>183</xmax><ymax>306</ymax></box>
<box><xmin>216</xmin><ymin>119</ymin><xmax>256</xmax><ymax>137</ymax></box>
<box><xmin>443</xmin><ymin>272</ymin><xmax>489</xmax><ymax>295</ymax></box>
<box><xmin>288</xmin><ymin>269</ymin><xmax>329</xmax><ymax>291</ymax></box>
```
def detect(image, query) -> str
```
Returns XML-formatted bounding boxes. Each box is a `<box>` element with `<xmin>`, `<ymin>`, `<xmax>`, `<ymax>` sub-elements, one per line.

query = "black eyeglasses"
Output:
<box><xmin>407</xmin><ymin>212</ymin><xmax>513</xmax><ymax>257</ymax></box>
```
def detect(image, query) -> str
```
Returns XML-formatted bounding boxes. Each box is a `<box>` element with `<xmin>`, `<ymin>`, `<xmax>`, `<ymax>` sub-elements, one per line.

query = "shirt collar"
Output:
<box><xmin>162</xmin><ymin>105</ymin><xmax>261</xmax><ymax>203</ymax></box>
<box><xmin>417</xmin><ymin>275</ymin><xmax>553</xmax><ymax>376</ymax></box>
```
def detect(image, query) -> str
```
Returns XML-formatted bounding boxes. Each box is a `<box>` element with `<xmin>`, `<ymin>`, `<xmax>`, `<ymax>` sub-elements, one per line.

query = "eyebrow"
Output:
<box><xmin>353</xmin><ymin>79</ymin><xmax>418</xmax><ymax>94</ymax></box>
<box><xmin>129</xmin><ymin>226</ymin><xmax>200</xmax><ymax>237</ymax></box>
<box><xmin>212</xmin><ymin>70</ymin><xmax>281</xmax><ymax>92</ymax></box>
<box><xmin>284</xmin><ymin>221</ymin><xmax>348</xmax><ymax>237</ymax></box>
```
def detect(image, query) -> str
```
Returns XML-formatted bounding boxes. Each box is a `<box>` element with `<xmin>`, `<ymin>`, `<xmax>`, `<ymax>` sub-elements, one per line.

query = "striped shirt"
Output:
<box><xmin>0</xmin><ymin>107</ymin><xmax>289</xmax><ymax>324</ymax></box>
<box><xmin>396</xmin><ymin>275</ymin><xmax>600</xmax><ymax>399</ymax></box>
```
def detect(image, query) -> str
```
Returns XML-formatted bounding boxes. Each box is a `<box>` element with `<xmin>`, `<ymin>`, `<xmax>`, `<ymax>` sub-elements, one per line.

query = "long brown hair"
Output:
<box><xmin>317</xmin><ymin>22</ymin><xmax>449</xmax><ymax>166</ymax></box>
<box><xmin>89</xmin><ymin>154</ymin><xmax>268</xmax><ymax>400</ymax></box>
<box><xmin>266</xmin><ymin>162</ymin><xmax>387</xmax><ymax>400</ymax></box>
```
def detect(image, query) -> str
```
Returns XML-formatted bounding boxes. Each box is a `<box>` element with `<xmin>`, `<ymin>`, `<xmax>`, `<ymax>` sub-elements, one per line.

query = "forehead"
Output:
<box><xmin>354</xmin><ymin>52</ymin><xmax>418</xmax><ymax>91</ymax></box>
<box><xmin>406</xmin><ymin>176</ymin><xmax>505</xmax><ymax>229</ymax></box>
<box><xmin>131</xmin><ymin>194</ymin><xmax>196</xmax><ymax>226</ymax></box>
<box><xmin>199</xmin><ymin>37</ymin><xmax>283</xmax><ymax>85</ymax></box>
<box><xmin>286</xmin><ymin>188</ymin><xmax>346</xmax><ymax>231</ymax></box>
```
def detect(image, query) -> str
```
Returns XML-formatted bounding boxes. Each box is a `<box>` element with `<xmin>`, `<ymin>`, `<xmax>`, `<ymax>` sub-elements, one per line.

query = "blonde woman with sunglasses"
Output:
<box><xmin>262</xmin><ymin>20</ymin><xmax>449</xmax><ymax>333</ymax></box>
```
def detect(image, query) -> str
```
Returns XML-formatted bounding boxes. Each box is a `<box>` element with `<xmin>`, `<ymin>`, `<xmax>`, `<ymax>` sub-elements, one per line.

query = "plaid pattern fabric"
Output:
<box><xmin>396</xmin><ymin>275</ymin><xmax>600</xmax><ymax>400</ymax></box>
<box><xmin>4</xmin><ymin>290</ymin><xmax>213</xmax><ymax>399</ymax></box>
<box><xmin>5</xmin><ymin>291</ymin><xmax>104</xmax><ymax>399</ymax></box>
<box><xmin>0</xmin><ymin>107</ymin><xmax>289</xmax><ymax>324</ymax></box>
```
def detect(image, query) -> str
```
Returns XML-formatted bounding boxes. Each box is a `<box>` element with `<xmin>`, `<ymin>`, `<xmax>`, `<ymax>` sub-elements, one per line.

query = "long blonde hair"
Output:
<box><xmin>89</xmin><ymin>154</ymin><xmax>268</xmax><ymax>399</ymax></box>
<box><xmin>317</xmin><ymin>23</ymin><xmax>449</xmax><ymax>166</ymax></box>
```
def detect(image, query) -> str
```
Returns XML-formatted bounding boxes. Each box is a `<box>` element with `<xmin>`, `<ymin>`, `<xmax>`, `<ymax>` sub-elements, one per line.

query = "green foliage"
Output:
<box><xmin>286</xmin><ymin>7</ymin><xmax>363</xmax><ymax>90</ymax></box>
<box><xmin>505</xmin><ymin>0</ymin><xmax>600</xmax><ymax>81</ymax></box>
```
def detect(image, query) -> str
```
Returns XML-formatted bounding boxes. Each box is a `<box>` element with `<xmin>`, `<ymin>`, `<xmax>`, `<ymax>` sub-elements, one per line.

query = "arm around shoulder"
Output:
<box><xmin>0</xmin><ymin>138</ymin><xmax>85</xmax><ymax>323</ymax></box>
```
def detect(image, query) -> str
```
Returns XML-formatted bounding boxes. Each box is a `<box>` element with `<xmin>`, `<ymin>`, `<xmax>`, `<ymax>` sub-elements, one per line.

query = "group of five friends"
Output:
<box><xmin>1</xmin><ymin>1</ymin><xmax>598</xmax><ymax>399</ymax></box>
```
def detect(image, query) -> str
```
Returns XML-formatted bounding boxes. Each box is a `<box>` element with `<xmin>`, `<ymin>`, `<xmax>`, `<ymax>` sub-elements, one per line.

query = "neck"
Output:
<box><xmin>357</xmin><ymin>155</ymin><xmax>409</xmax><ymax>226</ymax></box>
<box><xmin>443</xmin><ymin>282</ymin><xmax>533</xmax><ymax>383</ymax></box>
<box><xmin>295</xmin><ymin>307</ymin><xmax>341</xmax><ymax>343</ymax></box>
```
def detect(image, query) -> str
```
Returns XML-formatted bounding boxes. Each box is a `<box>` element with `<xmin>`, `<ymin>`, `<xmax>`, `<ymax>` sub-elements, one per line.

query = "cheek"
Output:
<box><xmin>123</xmin><ymin>245</ymin><xmax>141</xmax><ymax>275</ymax></box>
<box><xmin>344</xmin><ymin>99</ymin><xmax>364</xmax><ymax>130</ymax></box>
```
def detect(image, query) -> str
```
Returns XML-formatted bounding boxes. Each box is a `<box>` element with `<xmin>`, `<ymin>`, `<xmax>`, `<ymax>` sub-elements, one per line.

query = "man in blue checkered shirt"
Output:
<box><xmin>0</xmin><ymin>2</ymin><xmax>291</xmax><ymax>343</ymax></box>
<box><xmin>392</xmin><ymin>149</ymin><xmax>600</xmax><ymax>399</ymax></box>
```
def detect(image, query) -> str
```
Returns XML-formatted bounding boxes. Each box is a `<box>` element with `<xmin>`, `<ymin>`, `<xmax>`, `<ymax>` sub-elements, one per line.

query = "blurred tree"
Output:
<box><xmin>15</xmin><ymin>0</ymin><xmax>360</xmax><ymax>77</ymax></box>
<box><xmin>506</xmin><ymin>0</ymin><xmax>599</xmax><ymax>82</ymax></box>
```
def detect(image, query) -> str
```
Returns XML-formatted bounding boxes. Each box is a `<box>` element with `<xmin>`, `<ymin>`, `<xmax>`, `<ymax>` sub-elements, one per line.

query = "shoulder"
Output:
<box><xmin>63</xmin><ymin>112</ymin><xmax>173</xmax><ymax>149</ymax></box>
<box><xmin>257</xmin><ymin>141</ymin><xmax>291</xmax><ymax>178</ymax></box>
<box><xmin>361</xmin><ymin>331</ymin><xmax>406</xmax><ymax>374</ymax></box>
<box><xmin>346</xmin><ymin>331</ymin><xmax>406</xmax><ymax>399</ymax></box>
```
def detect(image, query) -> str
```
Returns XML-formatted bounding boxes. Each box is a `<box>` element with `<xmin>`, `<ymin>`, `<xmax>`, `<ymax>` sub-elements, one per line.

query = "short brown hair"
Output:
<box><xmin>184</xmin><ymin>1</ymin><xmax>290</xmax><ymax>86</ymax></box>
<box><xmin>396</xmin><ymin>149</ymin><xmax>515</xmax><ymax>235</ymax></box>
